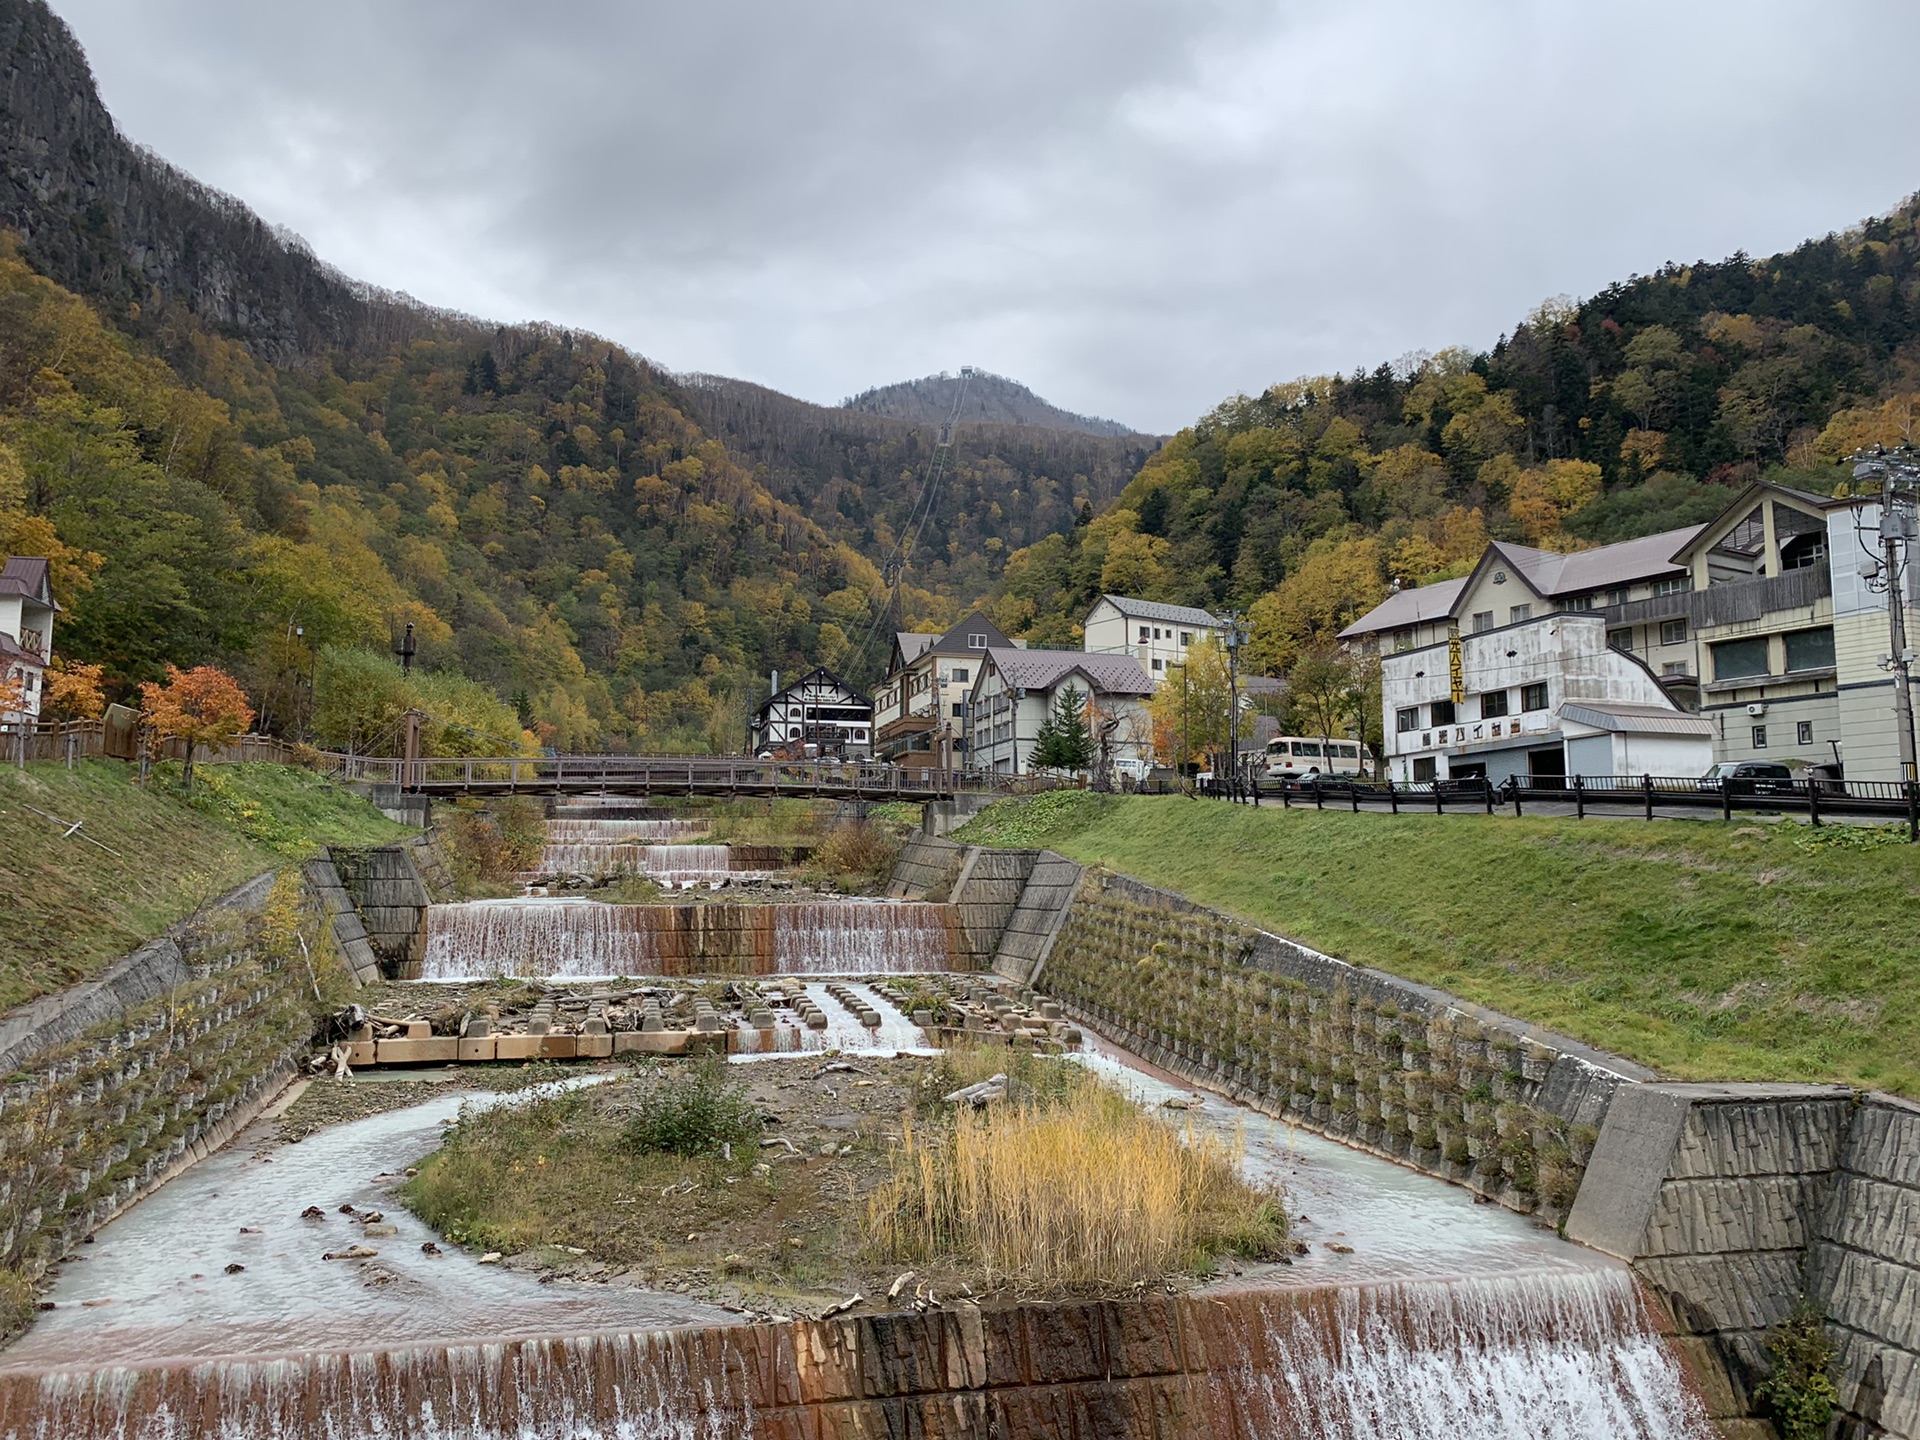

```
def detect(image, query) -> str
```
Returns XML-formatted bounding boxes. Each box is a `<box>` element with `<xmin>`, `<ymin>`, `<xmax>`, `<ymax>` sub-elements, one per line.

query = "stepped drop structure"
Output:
<box><xmin>420</xmin><ymin>899</ymin><xmax>957</xmax><ymax>979</ymax></box>
<box><xmin>0</xmin><ymin>1270</ymin><xmax>1715</xmax><ymax>1439</ymax></box>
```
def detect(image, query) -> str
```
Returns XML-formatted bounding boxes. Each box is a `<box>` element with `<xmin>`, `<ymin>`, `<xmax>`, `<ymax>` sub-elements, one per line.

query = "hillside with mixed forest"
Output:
<box><xmin>841</xmin><ymin>370</ymin><xmax>1140</xmax><ymax>438</ymax></box>
<box><xmin>989</xmin><ymin>198</ymin><xmax>1920</xmax><ymax>683</ymax></box>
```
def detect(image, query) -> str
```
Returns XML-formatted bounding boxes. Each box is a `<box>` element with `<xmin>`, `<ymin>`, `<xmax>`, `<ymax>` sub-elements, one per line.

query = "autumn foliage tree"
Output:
<box><xmin>42</xmin><ymin>657</ymin><xmax>106</xmax><ymax>722</ymax></box>
<box><xmin>139</xmin><ymin>664</ymin><xmax>254</xmax><ymax>788</ymax></box>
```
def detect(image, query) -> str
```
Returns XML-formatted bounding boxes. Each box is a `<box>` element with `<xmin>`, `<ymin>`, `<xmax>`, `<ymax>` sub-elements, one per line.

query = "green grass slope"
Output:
<box><xmin>0</xmin><ymin>760</ymin><xmax>410</xmax><ymax>1011</ymax></box>
<box><xmin>955</xmin><ymin>795</ymin><xmax>1919</xmax><ymax>1097</ymax></box>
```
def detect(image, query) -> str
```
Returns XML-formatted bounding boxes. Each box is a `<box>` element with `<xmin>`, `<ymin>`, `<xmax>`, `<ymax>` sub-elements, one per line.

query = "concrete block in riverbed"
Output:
<box><xmin>494</xmin><ymin>1035</ymin><xmax>546</xmax><ymax>1061</ymax></box>
<box><xmin>405</xmin><ymin>1020</ymin><xmax>432</xmax><ymax>1040</ymax></box>
<box><xmin>615</xmin><ymin>1030</ymin><xmax>691</xmax><ymax>1056</ymax></box>
<box><xmin>583</xmin><ymin>1016</ymin><xmax>608</xmax><ymax>1035</ymax></box>
<box><xmin>346</xmin><ymin>1040</ymin><xmax>377</xmax><ymax>1067</ymax></box>
<box><xmin>375</xmin><ymin>1037</ymin><xmax>458</xmax><ymax>1065</ymax></box>
<box><xmin>576</xmin><ymin>1034</ymin><xmax>613</xmax><ymax>1059</ymax></box>
<box><xmin>540</xmin><ymin>1035</ymin><xmax>578</xmax><ymax>1060</ymax></box>
<box><xmin>457</xmin><ymin>1036</ymin><xmax>497</xmax><ymax>1062</ymax></box>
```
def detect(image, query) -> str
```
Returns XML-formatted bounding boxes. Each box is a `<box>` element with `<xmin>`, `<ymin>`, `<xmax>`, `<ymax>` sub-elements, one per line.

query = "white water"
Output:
<box><xmin>540</xmin><ymin>841</ymin><xmax>731</xmax><ymax>880</ymax></box>
<box><xmin>419</xmin><ymin>898</ymin><xmax>954</xmax><ymax>979</ymax></box>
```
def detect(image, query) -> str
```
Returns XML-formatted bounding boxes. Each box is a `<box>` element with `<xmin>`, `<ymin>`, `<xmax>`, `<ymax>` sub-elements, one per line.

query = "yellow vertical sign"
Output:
<box><xmin>1448</xmin><ymin>624</ymin><xmax>1464</xmax><ymax>706</ymax></box>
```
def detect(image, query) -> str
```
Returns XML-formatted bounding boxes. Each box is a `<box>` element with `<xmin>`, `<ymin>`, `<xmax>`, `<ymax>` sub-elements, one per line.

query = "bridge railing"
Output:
<box><xmin>300</xmin><ymin>752</ymin><xmax>1036</xmax><ymax>797</ymax></box>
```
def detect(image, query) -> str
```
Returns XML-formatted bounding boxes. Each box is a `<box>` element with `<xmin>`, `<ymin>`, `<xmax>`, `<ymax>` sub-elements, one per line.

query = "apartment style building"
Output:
<box><xmin>870</xmin><ymin>611</ymin><xmax>1014</xmax><ymax>765</ymax></box>
<box><xmin>1081</xmin><ymin>595</ymin><xmax>1228</xmax><ymax>684</ymax></box>
<box><xmin>749</xmin><ymin>668</ymin><xmax>873</xmax><ymax>760</ymax></box>
<box><xmin>964</xmin><ymin>649</ymin><xmax>1154</xmax><ymax>775</ymax></box>
<box><xmin>1340</xmin><ymin>526</ymin><xmax>1716</xmax><ymax>785</ymax></box>
<box><xmin>1343</xmin><ymin>481</ymin><xmax>1919</xmax><ymax>784</ymax></box>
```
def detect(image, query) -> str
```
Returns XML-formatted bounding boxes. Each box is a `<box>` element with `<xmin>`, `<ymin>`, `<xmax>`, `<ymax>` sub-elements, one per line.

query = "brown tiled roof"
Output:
<box><xmin>0</xmin><ymin>556</ymin><xmax>57</xmax><ymax>609</ymax></box>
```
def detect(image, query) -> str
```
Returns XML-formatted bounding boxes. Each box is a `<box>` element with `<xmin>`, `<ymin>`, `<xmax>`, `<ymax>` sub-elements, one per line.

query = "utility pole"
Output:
<box><xmin>1224</xmin><ymin>614</ymin><xmax>1245</xmax><ymax>801</ymax></box>
<box><xmin>1849</xmin><ymin>445</ymin><xmax>1920</xmax><ymax>782</ymax></box>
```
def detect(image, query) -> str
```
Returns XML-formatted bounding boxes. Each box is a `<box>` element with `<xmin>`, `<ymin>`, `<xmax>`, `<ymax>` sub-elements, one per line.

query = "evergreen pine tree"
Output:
<box><xmin>1033</xmin><ymin>684</ymin><xmax>1093</xmax><ymax>771</ymax></box>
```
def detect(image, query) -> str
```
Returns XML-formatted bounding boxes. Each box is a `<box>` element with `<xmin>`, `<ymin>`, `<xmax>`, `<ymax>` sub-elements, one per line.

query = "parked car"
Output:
<box><xmin>1697</xmin><ymin>761</ymin><xmax>1795</xmax><ymax>796</ymax></box>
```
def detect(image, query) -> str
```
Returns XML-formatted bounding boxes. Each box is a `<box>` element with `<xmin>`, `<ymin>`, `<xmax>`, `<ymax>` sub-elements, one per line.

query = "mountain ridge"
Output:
<box><xmin>842</xmin><ymin>369</ymin><xmax>1143</xmax><ymax>438</ymax></box>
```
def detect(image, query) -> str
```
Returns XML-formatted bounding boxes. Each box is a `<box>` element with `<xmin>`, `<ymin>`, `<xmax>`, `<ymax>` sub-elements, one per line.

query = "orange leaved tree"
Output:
<box><xmin>139</xmin><ymin>665</ymin><xmax>255</xmax><ymax>789</ymax></box>
<box><xmin>44</xmin><ymin>657</ymin><xmax>107</xmax><ymax>722</ymax></box>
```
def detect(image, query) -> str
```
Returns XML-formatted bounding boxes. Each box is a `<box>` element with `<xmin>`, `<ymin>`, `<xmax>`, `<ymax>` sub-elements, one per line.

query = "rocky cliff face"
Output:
<box><xmin>0</xmin><ymin>0</ymin><xmax>434</xmax><ymax>358</ymax></box>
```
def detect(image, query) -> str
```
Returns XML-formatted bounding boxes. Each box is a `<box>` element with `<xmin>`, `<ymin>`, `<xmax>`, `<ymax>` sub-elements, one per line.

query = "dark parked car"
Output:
<box><xmin>1697</xmin><ymin>761</ymin><xmax>1795</xmax><ymax>796</ymax></box>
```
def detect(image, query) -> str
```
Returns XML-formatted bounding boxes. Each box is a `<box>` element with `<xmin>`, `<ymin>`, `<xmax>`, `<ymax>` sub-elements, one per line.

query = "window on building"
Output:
<box><xmin>1180</xmin><ymin>632</ymin><xmax>1193</xmax><ymax>645</ymax></box>
<box><xmin>1479</xmin><ymin>690</ymin><xmax>1509</xmax><ymax>719</ymax></box>
<box><xmin>1659</xmin><ymin>618</ymin><xmax>1688</xmax><ymax>646</ymax></box>
<box><xmin>1412</xmin><ymin>757</ymin><xmax>1437</xmax><ymax>783</ymax></box>
<box><xmin>1429</xmin><ymin>699</ymin><xmax>1456</xmax><ymax>726</ymax></box>
<box><xmin>1784</xmin><ymin>627</ymin><xmax>1835</xmax><ymax>672</ymax></box>
<box><xmin>1662</xmin><ymin>662</ymin><xmax>1690</xmax><ymax>676</ymax></box>
<box><xmin>1521</xmin><ymin>682</ymin><xmax>1548</xmax><ymax>712</ymax></box>
<box><xmin>1393</xmin><ymin>629</ymin><xmax>1413</xmax><ymax>652</ymax></box>
<box><xmin>1752</xmin><ymin>725</ymin><xmax>1768</xmax><ymax>750</ymax></box>
<box><xmin>1152</xmin><ymin>658</ymin><xmax>1164</xmax><ymax>671</ymax></box>
<box><xmin>1472</xmin><ymin>611</ymin><xmax>1494</xmax><ymax>632</ymax></box>
<box><xmin>1139</xmin><ymin>626</ymin><xmax>1150</xmax><ymax>643</ymax></box>
<box><xmin>1711</xmin><ymin>637</ymin><xmax>1771</xmax><ymax>680</ymax></box>
<box><xmin>951</xmin><ymin>667</ymin><xmax>969</xmax><ymax>682</ymax></box>
<box><xmin>953</xmin><ymin>703</ymin><xmax>966</xmax><ymax>718</ymax></box>
<box><xmin>1780</xmin><ymin>532</ymin><xmax>1826</xmax><ymax>571</ymax></box>
<box><xmin>1608</xmin><ymin>629</ymin><xmax>1634</xmax><ymax>653</ymax></box>
<box><xmin>1509</xmin><ymin>604</ymin><xmax>1532</xmax><ymax>624</ymax></box>
<box><xmin>1797</xmin><ymin>721</ymin><xmax>1814</xmax><ymax>745</ymax></box>
<box><xmin>1607</xmin><ymin>587</ymin><xmax>1630</xmax><ymax>606</ymax></box>
<box><xmin>1396</xmin><ymin>707</ymin><xmax>1419</xmax><ymax>733</ymax></box>
<box><xmin>1652</xmin><ymin>575</ymin><xmax>1693</xmax><ymax>597</ymax></box>
<box><xmin>967</xmin><ymin>633</ymin><xmax>987</xmax><ymax>649</ymax></box>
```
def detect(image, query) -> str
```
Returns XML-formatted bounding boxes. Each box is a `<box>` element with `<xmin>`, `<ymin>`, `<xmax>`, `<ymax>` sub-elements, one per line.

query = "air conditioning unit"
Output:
<box><xmin>1745</xmin><ymin>702</ymin><xmax>1768</xmax><ymax>718</ymax></box>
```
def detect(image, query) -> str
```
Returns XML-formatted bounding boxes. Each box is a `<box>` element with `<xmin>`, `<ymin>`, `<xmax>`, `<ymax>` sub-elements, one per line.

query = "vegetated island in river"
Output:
<box><xmin>382</xmin><ymin>1044</ymin><xmax>1293</xmax><ymax>1318</ymax></box>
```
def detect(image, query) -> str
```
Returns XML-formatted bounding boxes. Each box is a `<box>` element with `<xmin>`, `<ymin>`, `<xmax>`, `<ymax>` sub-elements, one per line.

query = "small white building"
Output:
<box><xmin>750</xmin><ymin>668</ymin><xmax>873</xmax><ymax>759</ymax></box>
<box><xmin>0</xmin><ymin>556</ymin><xmax>56</xmax><ymax>724</ymax></box>
<box><xmin>965</xmin><ymin>648</ymin><xmax>1153</xmax><ymax>776</ymax></box>
<box><xmin>1082</xmin><ymin>595</ymin><xmax>1227</xmax><ymax>685</ymax></box>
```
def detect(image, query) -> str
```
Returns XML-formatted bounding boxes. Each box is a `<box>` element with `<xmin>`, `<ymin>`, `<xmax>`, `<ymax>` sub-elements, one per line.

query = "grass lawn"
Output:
<box><xmin>0</xmin><ymin>760</ymin><xmax>411</xmax><ymax>1010</ymax></box>
<box><xmin>954</xmin><ymin>793</ymin><xmax>1920</xmax><ymax>1098</ymax></box>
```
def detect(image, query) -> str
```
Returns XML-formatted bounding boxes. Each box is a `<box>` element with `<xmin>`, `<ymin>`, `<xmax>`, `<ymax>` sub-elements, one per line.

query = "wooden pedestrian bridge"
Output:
<box><xmin>312</xmin><ymin>752</ymin><xmax>1031</xmax><ymax>802</ymax></box>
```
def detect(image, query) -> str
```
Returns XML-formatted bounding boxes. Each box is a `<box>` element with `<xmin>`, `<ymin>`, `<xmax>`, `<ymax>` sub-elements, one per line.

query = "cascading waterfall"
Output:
<box><xmin>539</xmin><ymin>820</ymin><xmax>715</xmax><ymax>877</ymax></box>
<box><xmin>1211</xmin><ymin>1270</ymin><xmax>1715</xmax><ymax>1439</ymax></box>
<box><xmin>420</xmin><ymin>899</ymin><xmax>956</xmax><ymax>978</ymax></box>
<box><xmin>0</xmin><ymin>1270</ymin><xmax>1716</xmax><ymax>1440</ymax></box>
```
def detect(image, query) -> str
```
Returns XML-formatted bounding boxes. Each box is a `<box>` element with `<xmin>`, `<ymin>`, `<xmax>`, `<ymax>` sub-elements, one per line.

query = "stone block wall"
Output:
<box><xmin>330</xmin><ymin>844</ymin><xmax>430</xmax><ymax>975</ymax></box>
<box><xmin>887</xmin><ymin>832</ymin><xmax>965</xmax><ymax>900</ymax></box>
<box><xmin>993</xmin><ymin>853</ymin><xmax>1085</xmax><ymax>985</ymax></box>
<box><xmin>947</xmin><ymin>848</ymin><xmax>1037</xmax><ymax>970</ymax></box>
<box><xmin>0</xmin><ymin>871</ymin><xmax>338</xmax><ymax>1303</ymax></box>
<box><xmin>300</xmin><ymin>857</ymin><xmax>381</xmax><ymax>985</ymax></box>
<box><xmin>1809</xmin><ymin>1094</ymin><xmax>1920</xmax><ymax>1440</ymax></box>
<box><xmin>1042</xmin><ymin>869</ymin><xmax>1647</xmax><ymax>1225</ymax></box>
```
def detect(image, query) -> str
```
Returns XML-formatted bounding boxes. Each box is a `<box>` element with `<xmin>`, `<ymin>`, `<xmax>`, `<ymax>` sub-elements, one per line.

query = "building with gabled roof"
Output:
<box><xmin>750</xmin><ymin>667</ymin><xmax>873</xmax><ymax>760</ymax></box>
<box><xmin>871</xmin><ymin>610</ymin><xmax>1016</xmax><ymax>764</ymax></box>
<box><xmin>1082</xmin><ymin>593</ymin><xmax>1228</xmax><ymax>685</ymax></box>
<box><xmin>0</xmin><ymin>556</ymin><xmax>57</xmax><ymax>724</ymax></box>
<box><xmin>965</xmin><ymin>646</ymin><xmax>1153</xmax><ymax>776</ymax></box>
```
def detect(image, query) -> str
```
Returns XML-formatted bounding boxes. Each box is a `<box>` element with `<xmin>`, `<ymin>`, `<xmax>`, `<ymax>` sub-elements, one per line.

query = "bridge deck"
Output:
<box><xmin>314</xmin><ymin>754</ymin><xmax>1014</xmax><ymax>802</ymax></box>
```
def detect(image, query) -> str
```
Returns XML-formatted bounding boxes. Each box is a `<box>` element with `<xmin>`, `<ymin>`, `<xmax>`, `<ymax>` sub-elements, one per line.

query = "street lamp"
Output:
<box><xmin>1848</xmin><ymin>444</ymin><xmax>1920</xmax><ymax>782</ymax></box>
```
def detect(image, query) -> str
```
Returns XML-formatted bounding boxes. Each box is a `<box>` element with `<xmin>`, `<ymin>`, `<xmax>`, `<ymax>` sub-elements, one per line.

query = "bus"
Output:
<box><xmin>1265</xmin><ymin>735</ymin><xmax>1366</xmax><ymax>780</ymax></box>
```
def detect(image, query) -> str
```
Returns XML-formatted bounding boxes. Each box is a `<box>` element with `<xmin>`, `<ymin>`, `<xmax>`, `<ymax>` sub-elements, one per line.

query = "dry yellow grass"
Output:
<box><xmin>866</xmin><ymin>1082</ymin><xmax>1287</xmax><ymax>1293</ymax></box>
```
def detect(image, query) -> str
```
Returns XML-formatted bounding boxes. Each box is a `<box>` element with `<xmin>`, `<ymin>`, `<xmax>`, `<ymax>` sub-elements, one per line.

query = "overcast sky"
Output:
<box><xmin>50</xmin><ymin>0</ymin><xmax>1920</xmax><ymax>434</ymax></box>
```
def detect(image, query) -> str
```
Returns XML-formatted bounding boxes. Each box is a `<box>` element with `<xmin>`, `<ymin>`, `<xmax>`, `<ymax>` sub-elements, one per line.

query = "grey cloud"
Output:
<box><xmin>49</xmin><ymin>0</ymin><xmax>1920</xmax><ymax>432</ymax></box>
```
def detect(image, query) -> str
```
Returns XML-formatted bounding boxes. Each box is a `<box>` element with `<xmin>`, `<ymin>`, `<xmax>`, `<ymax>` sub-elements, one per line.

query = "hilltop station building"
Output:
<box><xmin>1341</xmin><ymin>482</ymin><xmax>1917</xmax><ymax>785</ymax></box>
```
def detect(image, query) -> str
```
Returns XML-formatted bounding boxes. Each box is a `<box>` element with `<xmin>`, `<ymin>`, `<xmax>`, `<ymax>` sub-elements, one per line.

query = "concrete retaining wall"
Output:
<box><xmin>887</xmin><ymin>832</ymin><xmax>965</xmax><ymax>900</ymax></box>
<box><xmin>330</xmin><ymin>844</ymin><xmax>431</xmax><ymax>976</ymax></box>
<box><xmin>1568</xmin><ymin>1084</ymin><xmax>1920</xmax><ymax>1439</ymax></box>
<box><xmin>0</xmin><ymin>873</ymin><xmax>339</xmax><ymax>1306</ymax></box>
<box><xmin>300</xmin><ymin>858</ymin><xmax>381</xmax><ymax>986</ymax></box>
<box><xmin>946</xmin><ymin>848</ymin><xmax>1037</xmax><ymax>970</ymax></box>
<box><xmin>993</xmin><ymin>852</ymin><xmax>1085</xmax><ymax>985</ymax></box>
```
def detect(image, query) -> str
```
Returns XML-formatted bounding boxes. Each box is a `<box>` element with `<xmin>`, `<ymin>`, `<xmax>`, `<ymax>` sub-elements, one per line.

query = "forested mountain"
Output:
<box><xmin>0</xmin><ymin>0</ymin><xmax>906</xmax><ymax>752</ymax></box>
<box><xmin>841</xmin><ymin>370</ymin><xmax>1140</xmax><ymax>438</ymax></box>
<box><xmin>991</xmin><ymin>196</ymin><xmax>1920</xmax><ymax>678</ymax></box>
<box><xmin>683</xmin><ymin>374</ymin><xmax>1156</xmax><ymax>627</ymax></box>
